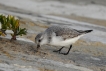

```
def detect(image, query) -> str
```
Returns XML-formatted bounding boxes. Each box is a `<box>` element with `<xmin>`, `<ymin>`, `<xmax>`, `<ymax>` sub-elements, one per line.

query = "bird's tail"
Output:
<box><xmin>82</xmin><ymin>30</ymin><xmax>93</xmax><ymax>34</ymax></box>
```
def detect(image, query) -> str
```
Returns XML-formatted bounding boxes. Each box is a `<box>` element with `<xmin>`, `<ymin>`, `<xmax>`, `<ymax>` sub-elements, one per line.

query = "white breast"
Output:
<box><xmin>50</xmin><ymin>35</ymin><xmax>84</xmax><ymax>46</ymax></box>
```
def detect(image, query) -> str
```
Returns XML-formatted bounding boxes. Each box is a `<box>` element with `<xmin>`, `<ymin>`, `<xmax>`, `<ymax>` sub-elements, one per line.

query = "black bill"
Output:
<box><xmin>37</xmin><ymin>44</ymin><xmax>40</xmax><ymax>49</ymax></box>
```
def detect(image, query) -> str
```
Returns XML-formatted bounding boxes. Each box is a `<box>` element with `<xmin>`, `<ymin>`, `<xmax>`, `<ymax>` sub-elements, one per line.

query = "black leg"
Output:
<box><xmin>60</xmin><ymin>45</ymin><xmax>72</xmax><ymax>55</ymax></box>
<box><xmin>53</xmin><ymin>47</ymin><xmax>64</xmax><ymax>53</ymax></box>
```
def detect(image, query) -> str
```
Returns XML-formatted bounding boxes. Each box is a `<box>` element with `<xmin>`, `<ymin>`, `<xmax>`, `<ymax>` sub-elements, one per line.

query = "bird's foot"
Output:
<box><xmin>53</xmin><ymin>50</ymin><xmax>69</xmax><ymax>55</ymax></box>
<box><xmin>53</xmin><ymin>50</ymin><xmax>61</xmax><ymax>53</ymax></box>
<box><xmin>53</xmin><ymin>47</ymin><xmax>64</xmax><ymax>53</ymax></box>
<box><xmin>59</xmin><ymin>52</ymin><xmax>69</xmax><ymax>55</ymax></box>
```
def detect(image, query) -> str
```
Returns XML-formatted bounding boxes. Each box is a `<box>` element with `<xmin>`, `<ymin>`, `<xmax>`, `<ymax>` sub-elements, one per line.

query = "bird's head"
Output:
<box><xmin>35</xmin><ymin>33</ymin><xmax>44</xmax><ymax>49</ymax></box>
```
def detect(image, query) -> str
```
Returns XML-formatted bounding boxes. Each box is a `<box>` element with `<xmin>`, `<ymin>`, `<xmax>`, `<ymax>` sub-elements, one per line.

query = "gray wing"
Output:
<box><xmin>45</xmin><ymin>26</ymin><xmax>82</xmax><ymax>40</ymax></box>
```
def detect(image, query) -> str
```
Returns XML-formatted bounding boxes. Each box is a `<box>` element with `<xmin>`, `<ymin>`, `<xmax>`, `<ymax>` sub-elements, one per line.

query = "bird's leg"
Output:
<box><xmin>60</xmin><ymin>45</ymin><xmax>72</xmax><ymax>55</ymax></box>
<box><xmin>53</xmin><ymin>47</ymin><xmax>64</xmax><ymax>53</ymax></box>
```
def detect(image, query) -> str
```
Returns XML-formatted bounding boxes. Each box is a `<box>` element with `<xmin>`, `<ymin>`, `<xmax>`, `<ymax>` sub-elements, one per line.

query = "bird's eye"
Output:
<box><xmin>38</xmin><ymin>39</ymin><xmax>41</xmax><ymax>42</ymax></box>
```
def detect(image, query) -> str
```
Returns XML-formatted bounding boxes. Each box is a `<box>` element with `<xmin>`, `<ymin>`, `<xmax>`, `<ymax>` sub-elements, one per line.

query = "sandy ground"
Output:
<box><xmin>0</xmin><ymin>0</ymin><xmax>106</xmax><ymax>71</ymax></box>
<box><xmin>51</xmin><ymin>14</ymin><xmax>106</xmax><ymax>27</ymax></box>
<box><xmin>0</xmin><ymin>19</ymin><xmax>106</xmax><ymax>71</ymax></box>
<box><xmin>45</xmin><ymin>0</ymin><xmax>106</xmax><ymax>6</ymax></box>
<box><xmin>0</xmin><ymin>38</ymin><xmax>106</xmax><ymax>71</ymax></box>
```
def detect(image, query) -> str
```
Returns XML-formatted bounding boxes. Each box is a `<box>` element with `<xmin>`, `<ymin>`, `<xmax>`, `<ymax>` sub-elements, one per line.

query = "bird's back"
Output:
<box><xmin>45</xmin><ymin>26</ymin><xmax>82</xmax><ymax>40</ymax></box>
<box><xmin>40</xmin><ymin>26</ymin><xmax>93</xmax><ymax>46</ymax></box>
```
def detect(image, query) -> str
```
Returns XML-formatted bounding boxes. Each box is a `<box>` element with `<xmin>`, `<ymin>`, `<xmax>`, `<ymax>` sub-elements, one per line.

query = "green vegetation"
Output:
<box><xmin>0</xmin><ymin>31</ymin><xmax>5</xmax><ymax>36</ymax></box>
<box><xmin>0</xmin><ymin>15</ymin><xmax>27</xmax><ymax>40</ymax></box>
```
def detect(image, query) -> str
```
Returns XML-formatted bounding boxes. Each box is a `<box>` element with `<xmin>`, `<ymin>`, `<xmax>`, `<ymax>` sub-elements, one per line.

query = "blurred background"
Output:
<box><xmin>0</xmin><ymin>0</ymin><xmax>106</xmax><ymax>44</ymax></box>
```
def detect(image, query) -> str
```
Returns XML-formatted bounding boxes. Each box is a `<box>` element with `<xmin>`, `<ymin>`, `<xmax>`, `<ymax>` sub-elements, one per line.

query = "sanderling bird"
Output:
<box><xmin>35</xmin><ymin>26</ymin><xmax>93</xmax><ymax>55</ymax></box>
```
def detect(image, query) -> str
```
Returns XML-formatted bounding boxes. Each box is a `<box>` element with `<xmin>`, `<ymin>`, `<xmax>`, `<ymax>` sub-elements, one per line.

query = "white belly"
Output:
<box><xmin>50</xmin><ymin>35</ymin><xmax>83</xmax><ymax>46</ymax></box>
